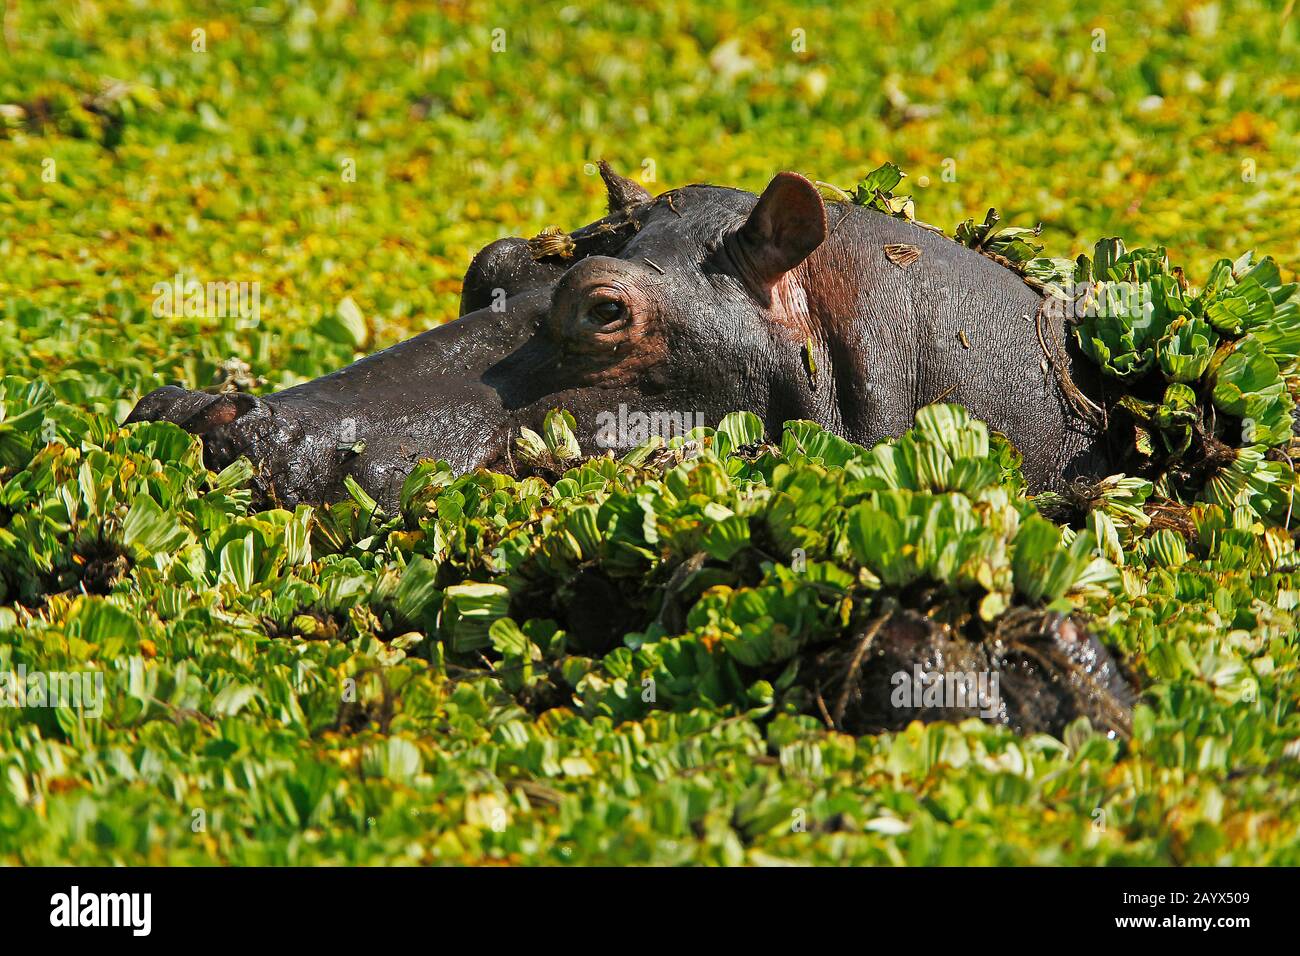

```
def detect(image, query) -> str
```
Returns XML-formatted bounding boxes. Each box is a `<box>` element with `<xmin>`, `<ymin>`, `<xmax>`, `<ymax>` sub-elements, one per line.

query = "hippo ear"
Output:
<box><xmin>733</xmin><ymin>172</ymin><xmax>827</xmax><ymax>293</ymax></box>
<box><xmin>599</xmin><ymin>160</ymin><xmax>652</xmax><ymax>214</ymax></box>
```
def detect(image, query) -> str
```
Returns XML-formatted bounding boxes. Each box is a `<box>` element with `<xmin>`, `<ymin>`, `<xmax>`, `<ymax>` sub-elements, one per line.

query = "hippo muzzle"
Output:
<box><xmin>126</xmin><ymin>290</ymin><xmax>555</xmax><ymax>508</ymax></box>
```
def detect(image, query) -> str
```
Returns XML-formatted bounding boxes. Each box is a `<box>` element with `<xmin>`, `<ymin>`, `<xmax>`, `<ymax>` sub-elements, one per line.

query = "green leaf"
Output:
<box><xmin>122</xmin><ymin>493</ymin><xmax>192</xmax><ymax>558</ymax></box>
<box><xmin>542</xmin><ymin>409</ymin><xmax>581</xmax><ymax>460</ymax></box>
<box><xmin>714</xmin><ymin>410</ymin><xmax>765</xmax><ymax>458</ymax></box>
<box><xmin>316</xmin><ymin>296</ymin><xmax>369</xmax><ymax>347</ymax></box>
<box><xmin>443</xmin><ymin>582</ymin><xmax>511</xmax><ymax>652</ymax></box>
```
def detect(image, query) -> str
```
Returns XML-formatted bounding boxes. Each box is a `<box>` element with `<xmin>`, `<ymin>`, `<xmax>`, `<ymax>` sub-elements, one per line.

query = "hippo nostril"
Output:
<box><xmin>179</xmin><ymin>391</ymin><xmax>261</xmax><ymax>434</ymax></box>
<box><xmin>125</xmin><ymin>386</ymin><xmax>263</xmax><ymax>435</ymax></box>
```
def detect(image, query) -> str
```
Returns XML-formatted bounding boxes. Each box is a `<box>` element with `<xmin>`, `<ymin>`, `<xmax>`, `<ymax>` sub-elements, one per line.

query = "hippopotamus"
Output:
<box><xmin>127</xmin><ymin>164</ymin><xmax>1110</xmax><ymax>508</ymax></box>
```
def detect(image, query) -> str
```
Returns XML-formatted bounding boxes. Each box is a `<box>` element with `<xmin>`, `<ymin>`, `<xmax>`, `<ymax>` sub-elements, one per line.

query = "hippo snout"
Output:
<box><xmin>125</xmin><ymin>386</ymin><xmax>403</xmax><ymax>507</ymax></box>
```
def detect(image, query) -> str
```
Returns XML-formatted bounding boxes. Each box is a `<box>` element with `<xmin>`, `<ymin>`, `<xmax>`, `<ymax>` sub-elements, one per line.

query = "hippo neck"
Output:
<box><xmin>776</xmin><ymin>203</ymin><xmax>1108</xmax><ymax>488</ymax></box>
<box><xmin>795</xmin><ymin>201</ymin><xmax>1049</xmax><ymax>337</ymax></box>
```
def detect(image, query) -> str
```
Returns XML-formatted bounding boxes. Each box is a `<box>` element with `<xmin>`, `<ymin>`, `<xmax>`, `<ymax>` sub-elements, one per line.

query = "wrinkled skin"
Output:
<box><xmin>127</xmin><ymin>164</ymin><xmax>1111</xmax><ymax>508</ymax></box>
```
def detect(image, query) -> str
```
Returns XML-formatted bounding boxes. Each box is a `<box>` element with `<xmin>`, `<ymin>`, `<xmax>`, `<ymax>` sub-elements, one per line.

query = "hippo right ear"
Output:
<box><xmin>733</xmin><ymin>172</ymin><xmax>827</xmax><ymax>294</ymax></box>
<box><xmin>599</xmin><ymin>160</ymin><xmax>653</xmax><ymax>214</ymax></box>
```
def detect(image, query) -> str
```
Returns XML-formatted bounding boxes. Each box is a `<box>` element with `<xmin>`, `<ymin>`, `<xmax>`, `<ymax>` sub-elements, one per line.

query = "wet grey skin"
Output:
<box><xmin>126</xmin><ymin>163</ymin><xmax>1113</xmax><ymax>510</ymax></box>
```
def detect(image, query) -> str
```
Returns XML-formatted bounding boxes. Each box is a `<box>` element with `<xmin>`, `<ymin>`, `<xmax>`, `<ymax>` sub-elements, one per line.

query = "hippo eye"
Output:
<box><xmin>586</xmin><ymin>299</ymin><xmax>628</xmax><ymax>328</ymax></box>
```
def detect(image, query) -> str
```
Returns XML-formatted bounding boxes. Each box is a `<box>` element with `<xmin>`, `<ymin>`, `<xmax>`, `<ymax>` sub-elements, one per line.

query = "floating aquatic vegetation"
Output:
<box><xmin>4</xmin><ymin>0</ymin><xmax>1300</xmax><ymax>871</ymax></box>
<box><xmin>1067</xmin><ymin>243</ymin><xmax>1300</xmax><ymax>522</ymax></box>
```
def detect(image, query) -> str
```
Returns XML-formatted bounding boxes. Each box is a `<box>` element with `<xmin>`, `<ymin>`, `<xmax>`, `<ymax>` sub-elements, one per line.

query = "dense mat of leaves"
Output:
<box><xmin>834</xmin><ymin>161</ymin><xmax>1300</xmax><ymax>524</ymax></box>
<box><xmin>1048</xmin><ymin>239</ymin><xmax>1300</xmax><ymax>521</ymax></box>
<box><xmin>3</xmin><ymin>0</ymin><xmax>1300</xmax><ymax>864</ymax></box>
<box><xmin>2</xmin><ymin>399</ymin><xmax>1300</xmax><ymax>864</ymax></box>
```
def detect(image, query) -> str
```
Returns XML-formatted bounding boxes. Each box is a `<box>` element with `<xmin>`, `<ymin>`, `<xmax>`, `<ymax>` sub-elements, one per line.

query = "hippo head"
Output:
<box><xmin>127</xmin><ymin>166</ymin><xmax>843</xmax><ymax>508</ymax></box>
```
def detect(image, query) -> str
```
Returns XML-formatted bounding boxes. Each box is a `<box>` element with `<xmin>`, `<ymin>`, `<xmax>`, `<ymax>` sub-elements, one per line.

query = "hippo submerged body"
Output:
<box><xmin>129</xmin><ymin>166</ymin><xmax>1111</xmax><ymax>507</ymax></box>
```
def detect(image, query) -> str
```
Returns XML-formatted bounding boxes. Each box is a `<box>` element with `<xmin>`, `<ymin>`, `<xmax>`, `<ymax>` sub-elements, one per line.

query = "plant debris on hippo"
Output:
<box><xmin>127</xmin><ymin>163</ymin><xmax>1138</xmax><ymax>739</ymax></box>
